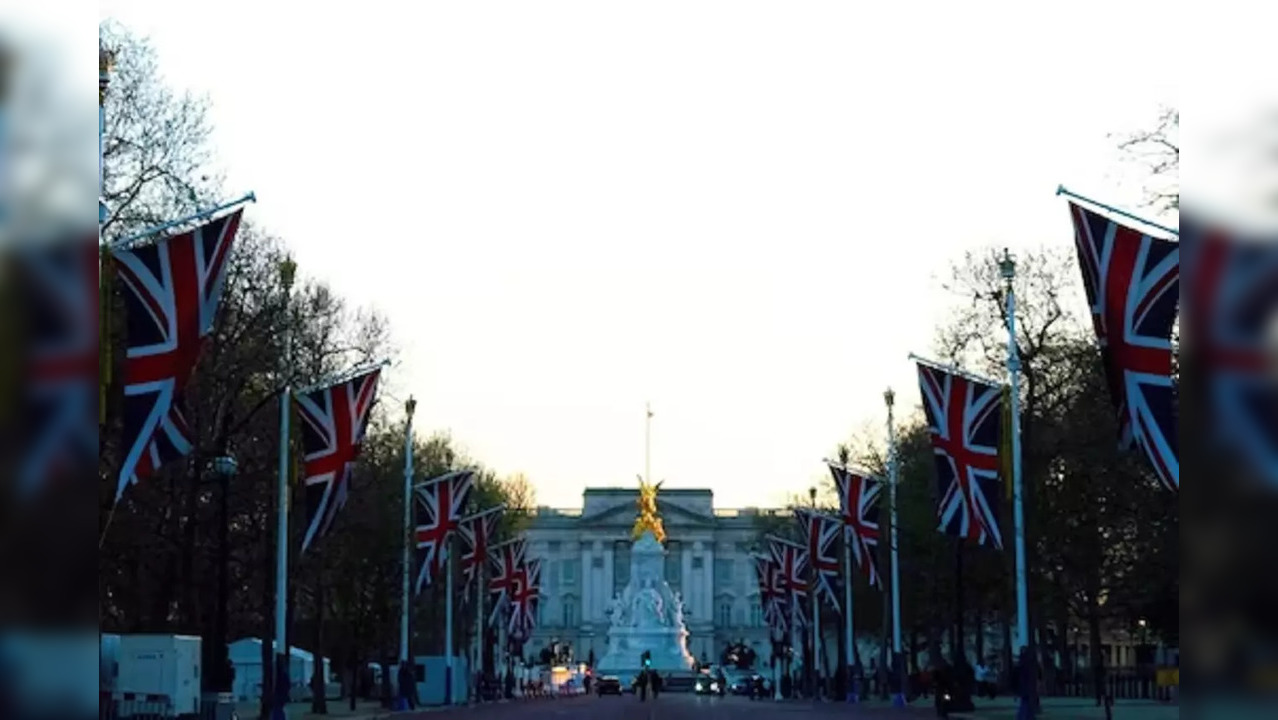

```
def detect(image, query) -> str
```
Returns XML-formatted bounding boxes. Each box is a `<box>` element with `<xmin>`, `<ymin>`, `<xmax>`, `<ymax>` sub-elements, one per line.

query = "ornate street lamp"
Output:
<box><xmin>208</xmin><ymin>453</ymin><xmax>238</xmax><ymax>719</ymax></box>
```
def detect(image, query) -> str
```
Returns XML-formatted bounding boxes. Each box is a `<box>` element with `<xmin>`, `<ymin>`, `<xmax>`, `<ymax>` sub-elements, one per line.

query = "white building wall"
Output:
<box><xmin>521</xmin><ymin>490</ymin><xmax>780</xmax><ymax>666</ymax></box>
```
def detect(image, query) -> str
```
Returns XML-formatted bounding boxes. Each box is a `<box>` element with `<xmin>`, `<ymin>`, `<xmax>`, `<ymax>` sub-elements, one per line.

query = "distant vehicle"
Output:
<box><xmin>694</xmin><ymin>670</ymin><xmax>723</xmax><ymax>695</ymax></box>
<box><xmin>596</xmin><ymin>675</ymin><xmax>622</xmax><ymax>695</ymax></box>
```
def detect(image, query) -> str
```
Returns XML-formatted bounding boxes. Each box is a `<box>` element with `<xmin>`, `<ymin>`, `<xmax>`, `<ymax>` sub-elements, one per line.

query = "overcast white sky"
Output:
<box><xmin>91</xmin><ymin>1</ymin><xmax>1177</xmax><ymax>509</ymax></box>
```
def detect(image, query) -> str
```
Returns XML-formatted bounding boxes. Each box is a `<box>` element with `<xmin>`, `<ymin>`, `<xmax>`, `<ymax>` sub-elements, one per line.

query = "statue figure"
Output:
<box><xmin>632</xmin><ymin>476</ymin><xmax>667</xmax><ymax>543</ymax></box>
<box><xmin>634</xmin><ymin>583</ymin><xmax>666</xmax><ymax>627</ymax></box>
<box><xmin>607</xmin><ymin>593</ymin><xmax>628</xmax><ymax>626</ymax></box>
<box><xmin>670</xmin><ymin>591</ymin><xmax>686</xmax><ymax>626</ymax></box>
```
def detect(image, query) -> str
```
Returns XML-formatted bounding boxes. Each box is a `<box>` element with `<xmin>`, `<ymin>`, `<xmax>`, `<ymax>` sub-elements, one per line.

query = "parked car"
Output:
<box><xmin>596</xmin><ymin>675</ymin><xmax>622</xmax><ymax>695</ymax></box>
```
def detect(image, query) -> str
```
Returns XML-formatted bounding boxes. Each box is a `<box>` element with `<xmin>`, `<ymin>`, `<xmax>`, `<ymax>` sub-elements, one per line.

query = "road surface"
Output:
<box><xmin>401</xmin><ymin>694</ymin><xmax>934</xmax><ymax>719</ymax></box>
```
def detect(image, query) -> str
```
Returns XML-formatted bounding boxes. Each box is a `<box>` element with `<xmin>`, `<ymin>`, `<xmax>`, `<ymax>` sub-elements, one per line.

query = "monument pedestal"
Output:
<box><xmin>595</xmin><ymin>531</ymin><xmax>696</xmax><ymax>675</ymax></box>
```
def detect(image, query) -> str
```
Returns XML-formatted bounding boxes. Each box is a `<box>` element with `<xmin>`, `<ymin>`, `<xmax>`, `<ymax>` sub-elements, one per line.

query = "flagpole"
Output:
<box><xmin>908</xmin><ymin>353</ymin><xmax>1003</xmax><ymax>388</ymax></box>
<box><xmin>401</xmin><ymin>397</ymin><xmax>416</xmax><ymax>669</ymax></box>
<box><xmin>1001</xmin><ymin>249</ymin><xmax>1030</xmax><ymax>655</ymax></box>
<box><xmin>885</xmin><ymin>388</ymin><xmax>906</xmax><ymax>708</ymax></box>
<box><xmin>100</xmin><ymin>47</ymin><xmax>114</xmax><ymax>226</ymax></box>
<box><xmin>445</xmin><ymin>546</ymin><xmax>455</xmax><ymax>705</ymax></box>
<box><xmin>645</xmin><ymin>403</ymin><xmax>653</xmax><ymax>484</ymax></box>
<box><xmin>1056</xmin><ymin>185</ymin><xmax>1179</xmax><ymax>237</ymax></box>
<box><xmin>1000</xmin><ymin>250</ymin><xmax>1029</xmax><ymax>653</ymax></box>
<box><xmin>844</xmin><ymin>540</ymin><xmax>856</xmax><ymax>703</ymax></box>
<box><xmin>273</xmin><ymin>259</ymin><xmax>296</xmax><ymax>720</ymax></box>
<box><xmin>476</xmin><ymin>559</ymin><xmax>485</xmax><ymax>700</ymax></box>
<box><xmin>812</xmin><ymin>580</ymin><xmax>820</xmax><ymax>700</ymax></box>
<box><xmin>790</xmin><ymin>599</ymin><xmax>798</xmax><ymax>699</ymax></box>
<box><xmin>111</xmin><ymin>192</ymin><xmax>256</xmax><ymax>249</ymax></box>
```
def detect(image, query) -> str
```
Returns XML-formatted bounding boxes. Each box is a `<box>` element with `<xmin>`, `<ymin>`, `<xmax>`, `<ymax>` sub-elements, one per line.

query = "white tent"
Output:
<box><xmin>228</xmin><ymin>638</ymin><xmax>331</xmax><ymax>702</ymax></box>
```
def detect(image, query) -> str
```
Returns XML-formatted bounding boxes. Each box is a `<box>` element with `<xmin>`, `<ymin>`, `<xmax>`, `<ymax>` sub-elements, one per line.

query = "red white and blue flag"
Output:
<box><xmin>794</xmin><ymin>508</ymin><xmax>842</xmax><ymax>611</ymax></box>
<box><xmin>1182</xmin><ymin>219</ymin><xmax>1277</xmax><ymax>485</ymax></box>
<box><xmin>414</xmin><ymin>469</ymin><xmax>475</xmax><ymax>592</ymax></box>
<box><xmin>112</xmin><ymin>210</ymin><xmax>243</xmax><ymax>500</ymax></box>
<box><xmin>16</xmin><ymin>236</ymin><xmax>100</xmax><ymax>494</ymax></box>
<box><xmin>828</xmin><ymin>463</ymin><xmax>882</xmax><ymax>587</ymax></box>
<box><xmin>509</xmin><ymin>558</ymin><xmax>542</xmax><ymax>637</ymax></box>
<box><xmin>766</xmin><ymin>536</ymin><xmax>809</xmax><ymax>628</ymax></box>
<box><xmin>488</xmin><ymin>537</ymin><xmax>527</xmax><ymax>627</ymax></box>
<box><xmin>753</xmin><ymin>554</ymin><xmax>787</xmax><ymax>633</ymax></box>
<box><xmin>459</xmin><ymin>505</ymin><xmax>504</xmax><ymax>594</ymax></box>
<box><xmin>295</xmin><ymin>366</ymin><xmax>381</xmax><ymax>552</ymax></box>
<box><xmin>916</xmin><ymin>360</ymin><xmax>1004</xmax><ymax>547</ymax></box>
<box><xmin>1068</xmin><ymin>201</ymin><xmax>1179</xmax><ymax>491</ymax></box>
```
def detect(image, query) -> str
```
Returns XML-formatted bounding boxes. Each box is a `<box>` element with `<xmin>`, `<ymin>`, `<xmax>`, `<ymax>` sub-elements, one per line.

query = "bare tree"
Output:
<box><xmin>1115</xmin><ymin>107</ymin><xmax>1179</xmax><ymax>211</ymax></box>
<box><xmin>100</xmin><ymin>21</ymin><xmax>223</xmax><ymax>239</ymax></box>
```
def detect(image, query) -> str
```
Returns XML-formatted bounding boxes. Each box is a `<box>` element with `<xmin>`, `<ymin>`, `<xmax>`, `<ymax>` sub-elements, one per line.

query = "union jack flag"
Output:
<box><xmin>766</xmin><ymin>536</ymin><xmax>808</xmax><ymax>629</ymax></box>
<box><xmin>916</xmin><ymin>361</ymin><xmax>1004</xmax><ymax>547</ymax></box>
<box><xmin>753</xmin><ymin>554</ymin><xmax>787</xmax><ymax>633</ymax></box>
<box><xmin>413</xmin><ymin>469</ymin><xmax>475</xmax><ymax>593</ymax></box>
<box><xmin>794</xmin><ymin>508</ymin><xmax>841</xmax><ymax>611</ymax></box>
<box><xmin>828</xmin><ymin>463</ymin><xmax>882</xmax><ymax>587</ymax></box>
<box><xmin>459</xmin><ymin>505</ymin><xmax>504</xmax><ymax>594</ymax></box>
<box><xmin>1069</xmin><ymin>201</ymin><xmax>1179</xmax><ymax>491</ymax></box>
<box><xmin>509</xmin><ymin>558</ymin><xmax>541</xmax><ymax>637</ymax></box>
<box><xmin>112</xmin><ymin>210</ymin><xmax>243</xmax><ymax>500</ymax></box>
<box><xmin>295</xmin><ymin>366</ymin><xmax>381</xmax><ymax>552</ymax></box>
<box><xmin>488</xmin><ymin>537</ymin><xmax>527</xmax><ymax>627</ymax></box>
<box><xmin>1181</xmin><ymin>219</ymin><xmax>1278</xmax><ymax>485</ymax></box>
<box><xmin>15</xmin><ymin>236</ymin><xmax>100</xmax><ymax>495</ymax></box>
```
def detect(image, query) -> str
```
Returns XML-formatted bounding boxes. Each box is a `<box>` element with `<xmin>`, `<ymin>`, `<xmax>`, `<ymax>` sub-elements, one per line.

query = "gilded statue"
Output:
<box><xmin>631</xmin><ymin>475</ymin><xmax>666</xmax><ymax>543</ymax></box>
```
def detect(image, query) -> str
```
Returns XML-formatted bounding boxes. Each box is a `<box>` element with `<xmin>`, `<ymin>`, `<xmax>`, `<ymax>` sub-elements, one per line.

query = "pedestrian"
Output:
<box><xmin>1015</xmin><ymin>649</ymin><xmax>1035</xmax><ymax>720</ymax></box>
<box><xmin>933</xmin><ymin>661</ymin><xmax>952</xmax><ymax>719</ymax></box>
<box><xmin>397</xmin><ymin>662</ymin><xmax>417</xmax><ymax>710</ymax></box>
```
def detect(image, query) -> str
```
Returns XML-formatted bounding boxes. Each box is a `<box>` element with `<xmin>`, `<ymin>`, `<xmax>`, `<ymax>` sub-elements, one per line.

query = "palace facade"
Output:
<box><xmin>521</xmin><ymin>487</ymin><xmax>786</xmax><ymax>663</ymax></box>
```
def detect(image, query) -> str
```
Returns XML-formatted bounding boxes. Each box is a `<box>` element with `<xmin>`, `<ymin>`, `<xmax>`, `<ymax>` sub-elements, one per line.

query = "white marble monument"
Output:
<box><xmin>595</xmin><ymin>529</ymin><xmax>696</xmax><ymax>673</ymax></box>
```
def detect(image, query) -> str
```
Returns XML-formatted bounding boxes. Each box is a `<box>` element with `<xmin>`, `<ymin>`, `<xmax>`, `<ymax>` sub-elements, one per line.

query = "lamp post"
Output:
<box><xmin>885</xmin><ymin>388</ymin><xmax>906</xmax><ymax>708</ymax></box>
<box><xmin>1138</xmin><ymin>618</ymin><xmax>1148</xmax><ymax>664</ymax></box>
<box><xmin>808</xmin><ymin>486</ymin><xmax>819</xmax><ymax>700</ymax></box>
<box><xmin>209</xmin><ymin>453</ymin><xmax>238</xmax><ymax>720</ymax></box>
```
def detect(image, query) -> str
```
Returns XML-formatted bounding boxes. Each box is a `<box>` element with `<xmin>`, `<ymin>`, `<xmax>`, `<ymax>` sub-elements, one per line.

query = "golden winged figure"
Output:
<box><xmin>632</xmin><ymin>475</ymin><xmax>666</xmax><ymax>543</ymax></box>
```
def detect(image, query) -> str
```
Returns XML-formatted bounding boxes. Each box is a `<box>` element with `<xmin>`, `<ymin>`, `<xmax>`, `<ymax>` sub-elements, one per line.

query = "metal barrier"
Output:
<box><xmin>1049</xmin><ymin>671</ymin><xmax>1177</xmax><ymax>703</ymax></box>
<box><xmin>100</xmin><ymin>695</ymin><xmax>239</xmax><ymax>720</ymax></box>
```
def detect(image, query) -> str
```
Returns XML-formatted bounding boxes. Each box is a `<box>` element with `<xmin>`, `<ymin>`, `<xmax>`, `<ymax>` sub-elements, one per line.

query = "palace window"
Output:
<box><xmin>563</xmin><ymin>598</ymin><xmax>577</xmax><ymax>628</ymax></box>
<box><xmin>714</xmin><ymin>558</ymin><xmax>733</xmax><ymax>587</ymax></box>
<box><xmin>718</xmin><ymin>601</ymin><xmax>733</xmax><ymax>627</ymax></box>
<box><xmin>750</xmin><ymin>603</ymin><xmax>763</xmax><ymax>627</ymax></box>
<box><xmin>562</xmin><ymin>559</ymin><xmax>578</xmax><ymax>585</ymax></box>
<box><xmin>613</xmin><ymin>541</ymin><xmax>630</xmax><ymax>594</ymax></box>
<box><xmin>665</xmin><ymin>541</ymin><xmax>682</xmax><ymax>588</ymax></box>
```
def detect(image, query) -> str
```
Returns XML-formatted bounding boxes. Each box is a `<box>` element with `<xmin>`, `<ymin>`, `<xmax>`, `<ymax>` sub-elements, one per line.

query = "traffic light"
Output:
<box><xmin>642</xmin><ymin>650</ymin><xmax>651</xmax><ymax>668</ymax></box>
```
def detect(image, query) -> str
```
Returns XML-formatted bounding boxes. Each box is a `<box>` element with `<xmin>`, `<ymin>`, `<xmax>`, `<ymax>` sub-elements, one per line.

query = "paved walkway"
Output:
<box><xmin>949</xmin><ymin>697</ymin><xmax>1179</xmax><ymax>720</ymax></box>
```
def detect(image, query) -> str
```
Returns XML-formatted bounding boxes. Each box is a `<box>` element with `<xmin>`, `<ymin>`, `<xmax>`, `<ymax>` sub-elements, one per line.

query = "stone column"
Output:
<box><xmin>592</xmin><ymin>541</ymin><xmax>604</xmax><ymax>620</ymax></box>
<box><xmin>703</xmin><ymin>542</ymin><xmax>715</xmax><ymax>624</ymax></box>
<box><xmin>604</xmin><ymin>543</ymin><xmax>615</xmax><ymax>601</ymax></box>
<box><xmin>580</xmin><ymin>542</ymin><xmax>592</xmax><ymax>623</ymax></box>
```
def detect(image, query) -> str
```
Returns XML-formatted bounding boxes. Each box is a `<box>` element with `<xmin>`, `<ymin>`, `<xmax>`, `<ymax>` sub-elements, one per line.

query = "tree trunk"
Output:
<box><xmin>259</xmin><ymin>504</ymin><xmax>275</xmax><ymax>720</ymax></box>
<box><xmin>954</xmin><ymin>541</ymin><xmax>965</xmax><ymax>668</ymax></box>
<box><xmin>1088</xmin><ymin>590</ymin><xmax>1104</xmax><ymax>705</ymax></box>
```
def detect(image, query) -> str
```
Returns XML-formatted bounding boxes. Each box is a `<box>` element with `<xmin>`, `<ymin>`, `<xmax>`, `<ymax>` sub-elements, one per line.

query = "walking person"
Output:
<box><xmin>933</xmin><ymin>660</ymin><xmax>953</xmax><ymax>719</ymax></box>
